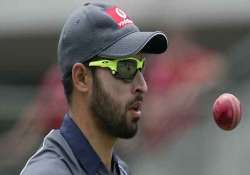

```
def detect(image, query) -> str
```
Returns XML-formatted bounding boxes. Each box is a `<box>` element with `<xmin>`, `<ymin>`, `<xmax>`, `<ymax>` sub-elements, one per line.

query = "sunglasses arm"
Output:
<box><xmin>89</xmin><ymin>60</ymin><xmax>117</xmax><ymax>74</ymax></box>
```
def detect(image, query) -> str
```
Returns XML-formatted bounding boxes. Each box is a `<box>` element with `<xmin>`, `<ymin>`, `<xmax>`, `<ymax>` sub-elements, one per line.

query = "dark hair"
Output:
<box><xmin>62</xmin><ymin>68</ymin><xmax>73</xmax><ymax>104</ymax></box>
<box><xmin>62</xmin><ymin>61</ymin><xmax>96</xmax><ymax>104</ymax></box>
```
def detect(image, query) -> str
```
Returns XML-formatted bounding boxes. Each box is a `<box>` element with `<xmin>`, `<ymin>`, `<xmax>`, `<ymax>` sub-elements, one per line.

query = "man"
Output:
<box><xmin>20</xmin><ymin>2</ymin><xmax>167</xmax><ymax>175</ymax></box>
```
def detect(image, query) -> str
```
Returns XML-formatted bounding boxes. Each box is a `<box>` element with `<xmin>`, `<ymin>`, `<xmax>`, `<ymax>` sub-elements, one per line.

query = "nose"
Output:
<box><xmin>131</xmin><ymin>71</ymin><xmax>148</xmax><ymax>94</ymax></box>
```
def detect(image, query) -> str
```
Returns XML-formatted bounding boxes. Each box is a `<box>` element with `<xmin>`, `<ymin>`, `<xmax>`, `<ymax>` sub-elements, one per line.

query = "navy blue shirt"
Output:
<box><xmin>60</xmin><ymin>114</ymin><xmax>126</xmax><ymax>175</ymax></box>
<box><xmin>20</xmin><ymin>114</ymin><xmax>129</xmax><ymax>175</ymax></box>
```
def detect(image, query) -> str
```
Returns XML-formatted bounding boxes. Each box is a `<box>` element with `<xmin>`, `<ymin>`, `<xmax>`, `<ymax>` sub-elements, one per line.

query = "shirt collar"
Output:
<box><xmin>60</xmin><ymin>114</ymin><xmax>110</xmax><ymax>175</ymax></box>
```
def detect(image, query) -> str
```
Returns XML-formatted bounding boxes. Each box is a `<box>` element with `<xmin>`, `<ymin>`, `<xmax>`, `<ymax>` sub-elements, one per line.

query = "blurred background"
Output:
<box><xmin>1</xmin><ymin>0</ymin><xmax>250</xmax><ymax>174</ymax></box>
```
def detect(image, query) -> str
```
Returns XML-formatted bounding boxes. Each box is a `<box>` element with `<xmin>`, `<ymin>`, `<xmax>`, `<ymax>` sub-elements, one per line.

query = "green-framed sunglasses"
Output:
<box><xmin>89</xmin><ymin>57</ymin><xmax>145</xmax><ymax>81</ymax></box>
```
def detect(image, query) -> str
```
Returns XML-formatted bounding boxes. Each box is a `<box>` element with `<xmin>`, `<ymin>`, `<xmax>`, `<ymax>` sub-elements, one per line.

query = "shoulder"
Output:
<box><xmin>20</xmin><ymin>156</ymin><xmax>72</xmax><ymax>175</ymax></box>
<box><xmin>20</xmin><ymin>130</ymin><xmax>84</xmax><ymax>175</ymax></box>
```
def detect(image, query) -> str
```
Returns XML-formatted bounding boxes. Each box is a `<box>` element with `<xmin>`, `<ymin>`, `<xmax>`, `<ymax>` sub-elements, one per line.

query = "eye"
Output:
<box><xmin>117</xmin><ymin>60</ymin><xmax>137</xmax><ymax>79</ymax></box>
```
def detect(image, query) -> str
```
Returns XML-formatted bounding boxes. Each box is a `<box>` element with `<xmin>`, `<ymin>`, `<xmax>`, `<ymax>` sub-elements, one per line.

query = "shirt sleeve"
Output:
<box><xmin>20</xmin><ymin>157</ymin><xmax>72</xmax><ymax>175</ymax></box>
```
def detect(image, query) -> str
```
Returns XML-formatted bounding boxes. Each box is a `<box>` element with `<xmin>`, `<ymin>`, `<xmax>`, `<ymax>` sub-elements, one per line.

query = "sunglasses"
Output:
<box><xmin>89</xmin><ymin>57</ymin><xmax>145</xmax><ymax>81</ymax></box>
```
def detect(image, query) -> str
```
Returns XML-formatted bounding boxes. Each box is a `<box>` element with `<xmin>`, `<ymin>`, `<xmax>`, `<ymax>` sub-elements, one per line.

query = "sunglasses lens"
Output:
<box><xmin>116</xmin><ymin>59</ymin><xmax>137</xmax><ymax>80</ymax></box>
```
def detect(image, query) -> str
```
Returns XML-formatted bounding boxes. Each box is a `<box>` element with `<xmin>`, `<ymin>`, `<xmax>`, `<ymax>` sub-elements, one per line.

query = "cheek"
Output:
<box><xmin>113</xmin><ymin>86</ymin><xmax>130</xmax><ymax>105</ymax></box>
<box><xmin>99</xmin><ymin>69</ymin><xmax>132</xmax><ymax>104</ymax></box>
<box><xmin>106</xmin><ymin>81</ymin><xmax>132</xmax><ymax>107</ymax></box>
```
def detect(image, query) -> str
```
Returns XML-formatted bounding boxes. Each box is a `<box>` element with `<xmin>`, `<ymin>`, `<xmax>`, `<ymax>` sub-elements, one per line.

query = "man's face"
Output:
<box><xmin>89</xmin><ymin>56</ymin><xmax>148</xmax><ymax>139</ymax></box>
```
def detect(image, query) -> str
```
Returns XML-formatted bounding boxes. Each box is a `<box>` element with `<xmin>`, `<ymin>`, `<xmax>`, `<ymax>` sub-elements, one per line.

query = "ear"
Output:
<box><xmin>72</xmin><ymin>63</ymin><xmax>91</xmax><ymax>93</ymax></box>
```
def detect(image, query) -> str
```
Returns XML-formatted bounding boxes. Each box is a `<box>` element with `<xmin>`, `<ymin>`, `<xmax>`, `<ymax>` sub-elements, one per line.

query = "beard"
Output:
<box><xmin>90</xmin><ymin>74</ymin><xmax>139</xmax><ymax>139</ymax></box>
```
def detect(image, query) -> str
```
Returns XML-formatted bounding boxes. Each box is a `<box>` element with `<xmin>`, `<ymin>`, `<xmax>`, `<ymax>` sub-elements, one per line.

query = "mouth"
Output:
<box><xmin>128</xmin><ymin>101</ymin><xmax>143</xmax><ymax>121</ymax></box>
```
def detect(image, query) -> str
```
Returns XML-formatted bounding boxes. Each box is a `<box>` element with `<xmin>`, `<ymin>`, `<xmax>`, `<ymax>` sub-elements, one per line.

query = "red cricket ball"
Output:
<box><xmin>212</xmin><ymin>93</ymin><xmax>242</xmax><ymax>131</ymax></box>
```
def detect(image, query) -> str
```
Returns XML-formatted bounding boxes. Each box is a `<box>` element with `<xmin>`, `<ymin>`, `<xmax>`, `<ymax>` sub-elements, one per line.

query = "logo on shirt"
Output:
<box><xmin>106</xmin><ymin>6</ymin><xmax>134</xmax><ymax>28</ymax></box>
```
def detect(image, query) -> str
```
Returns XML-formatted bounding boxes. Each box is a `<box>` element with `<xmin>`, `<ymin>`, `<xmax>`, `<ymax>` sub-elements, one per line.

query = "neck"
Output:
<box><xmin>69</xmin><ymin>108</ymin><xmax>116</xmax><ymax>171</ymax></box>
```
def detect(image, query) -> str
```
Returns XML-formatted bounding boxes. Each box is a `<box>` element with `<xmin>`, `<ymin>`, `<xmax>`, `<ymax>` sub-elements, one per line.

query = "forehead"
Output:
<box><xmin>134</xmin><ymin>53</ymin><xmax>145</xmax><ymax>60</ymax></box>
<box><xmin>91</xmin><ymin>53</ymin><xmax>145</xmax><ymax>61</ymax></box>
<box><xmin>117</xmin><ymin>53</ymin><xmax>145</xmax><ymax>61</ymax></box>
